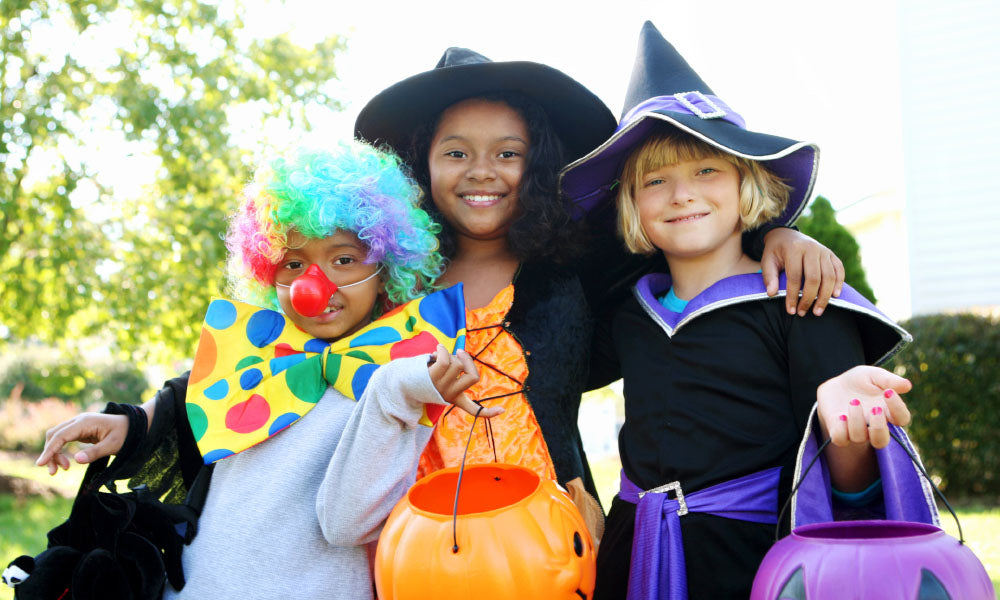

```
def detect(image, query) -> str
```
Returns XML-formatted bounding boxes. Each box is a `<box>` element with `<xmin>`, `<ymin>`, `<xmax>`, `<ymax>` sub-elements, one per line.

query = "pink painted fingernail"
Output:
<box><xmin>850</xmin><ymin>399</ymin><xmax>861</xmax><ymax>406</ymax></box>
<box><xmin>872</xmin><ymin>406</ymin><xmax>883</xmax><ymax>416</ymax></box>
<box><xmin>839</xmin><ymin>414</ymin><xmax>847</xmax><ymax>421</ymax></box>
<box><xmin>884</xmin><ymin>389</ymin><xmax>894</xmax><ymax>398</ymax></box>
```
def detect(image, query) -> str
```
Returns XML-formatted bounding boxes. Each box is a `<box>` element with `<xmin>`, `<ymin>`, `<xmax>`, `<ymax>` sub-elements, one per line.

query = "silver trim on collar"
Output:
<box><xmin>632</xmin><ymin>286</ymin><xmax>912</xmax><ymax>365</ymax></box>
<box><xmin>790</xmin><ymin>402</ymin><xmax>820</xmax><ymax>529</ymax></box>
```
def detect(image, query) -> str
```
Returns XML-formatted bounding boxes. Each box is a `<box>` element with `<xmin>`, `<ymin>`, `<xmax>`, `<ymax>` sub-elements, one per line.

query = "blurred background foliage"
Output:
<box><xmin>797</xmin><ymin>197</ymin><xmax>997</xmax><ymax>498</ymax></box>
<box><xmin>0</xmin><ymin>355</ymin><xmax>149</xmax><ymax>407</ymax></box>
<box><xmin>888</xmin><ymin>313</ymin><xmax>1000</xmax><ymax>497</ymax></box>
<box><xmin>1</xmin><ymin>0</ymin><xmax>346</xmax><ymax>368</ymax></box>
<box><xmin>796</xmin><ymin>195</ymin><xmax>877</xmax><ymax>304</ymax></box>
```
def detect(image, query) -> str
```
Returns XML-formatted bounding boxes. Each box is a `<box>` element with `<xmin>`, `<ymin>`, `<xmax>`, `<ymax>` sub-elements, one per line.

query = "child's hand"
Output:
<box><xmin>35</xmin><ymin>413</ymin><xmax>129</xmax><ymax>475</ymax></box>
<box><xmin>817</xmin><ymin>365</ymin><xmax>912</xmax><ymax>449</ymax></box>
<box><xmin>428</xmin><ymin>344</ymin><xmax>503</xmax><ymax>419</ymax></box>
<box><xmin>760</xmin><ymin>227</ymin><xmax>845</xmax><ymax>317</ymax></box>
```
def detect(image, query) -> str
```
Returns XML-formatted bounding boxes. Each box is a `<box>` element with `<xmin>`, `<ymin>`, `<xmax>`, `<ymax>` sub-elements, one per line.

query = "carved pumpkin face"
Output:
<box><xmin>750</xmin><ymin>520</ymin><xmax>995</xmax><ymax>600</ymax></box>
<box><xmin>375</xmin><ymin>464</ymin><xmax>596</xmax><ymax>599</ymax></box>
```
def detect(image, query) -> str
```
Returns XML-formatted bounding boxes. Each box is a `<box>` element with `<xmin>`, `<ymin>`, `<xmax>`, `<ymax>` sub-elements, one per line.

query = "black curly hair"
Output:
<box><xmin>406</xmin><ymin>91</ymin><xmax>584</xmax><ymax>265</ymax></box>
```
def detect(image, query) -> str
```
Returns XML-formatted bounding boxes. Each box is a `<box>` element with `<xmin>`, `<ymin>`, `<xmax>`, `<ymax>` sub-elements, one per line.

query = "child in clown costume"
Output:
<box><xmin>562</xmin><ymin>22</ymin><xmax>939</xmax><ymax>600</ymax></box>
<box><xmin>28</xmin><ymin>141</ymin><xmax>500</xmax><ymax>600</ymax></box>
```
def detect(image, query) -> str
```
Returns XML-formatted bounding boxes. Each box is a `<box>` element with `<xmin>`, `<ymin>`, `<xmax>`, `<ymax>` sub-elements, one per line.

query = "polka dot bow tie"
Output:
<box><xmin>187</xmin><ymin>284</ymin><xmax>466</xmax><ymax>463</ymax></box>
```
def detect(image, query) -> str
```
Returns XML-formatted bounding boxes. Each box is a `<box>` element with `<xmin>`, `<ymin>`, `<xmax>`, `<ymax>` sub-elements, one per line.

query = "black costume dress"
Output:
<box><xmin>588</xmin><ymin>271</ymin><xmax>908</xmax><ymax>600</ymax></box>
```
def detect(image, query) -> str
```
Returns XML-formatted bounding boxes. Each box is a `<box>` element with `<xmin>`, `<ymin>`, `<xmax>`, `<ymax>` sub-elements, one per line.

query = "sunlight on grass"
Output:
<box><xmin>0</xmin><ymin>453</ymin><xmax>84</xmax><ymax>600</ymax></box>
<box><xmin>938</xmin><ymin>503</ymin><xmax>1000</xmax><ymax>596</ymax></box>
<box><xmin>0</xmin><ymin>451</ymin><xmax>85</xmax><ymax>497</ymax></box>
<box><xmin>0</xmin><ymin>494</ymin><xmax>74</xmax><ymax>600</ymax></box>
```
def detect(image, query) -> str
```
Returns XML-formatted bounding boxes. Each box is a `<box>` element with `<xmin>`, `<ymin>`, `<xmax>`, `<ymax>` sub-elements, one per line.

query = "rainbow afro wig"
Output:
<box><xmin>225</xmin><ymin>141</ymin><xmax>443</xmax><ymax>310</ymax></box>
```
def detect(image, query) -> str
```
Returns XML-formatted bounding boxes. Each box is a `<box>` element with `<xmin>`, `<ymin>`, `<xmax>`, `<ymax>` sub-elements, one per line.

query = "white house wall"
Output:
<box><xmin>900</xmin><ymin>0</ymin><xmax>1000</xmax><ymax>315</ymax></box>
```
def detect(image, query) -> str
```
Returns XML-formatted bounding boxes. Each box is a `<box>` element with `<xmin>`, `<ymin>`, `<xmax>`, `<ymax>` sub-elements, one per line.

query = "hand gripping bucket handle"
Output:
<box><xmin>776</xmin><ymin>430</ymin><xmax>964</xmax><ymax>543</ymax></box>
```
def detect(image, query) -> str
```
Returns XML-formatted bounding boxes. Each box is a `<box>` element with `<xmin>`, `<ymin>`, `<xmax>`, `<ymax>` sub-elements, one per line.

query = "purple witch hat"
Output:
<box><xmin>559</xmin><ymin>21</ymin><xmax>819</xmax><ymax>225</ymax></box>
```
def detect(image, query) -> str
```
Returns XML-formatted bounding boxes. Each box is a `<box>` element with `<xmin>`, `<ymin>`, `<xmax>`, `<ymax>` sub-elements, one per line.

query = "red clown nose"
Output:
<box><xmin>289</xmin><ymin>264</ymin><xmax>338</xmax><ymax>317</ymax></box>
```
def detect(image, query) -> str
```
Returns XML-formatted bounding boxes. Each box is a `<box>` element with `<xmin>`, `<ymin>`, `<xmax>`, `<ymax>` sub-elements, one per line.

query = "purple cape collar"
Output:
<box><xmin>632</xmin><ymin>271</ymin><xmax>911</xmax><ymax>365</ymax></box>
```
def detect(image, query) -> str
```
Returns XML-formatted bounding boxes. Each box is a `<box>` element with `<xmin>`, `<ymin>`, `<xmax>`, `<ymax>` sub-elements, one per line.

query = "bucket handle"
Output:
<box><xmin>451</xmin><ymin>405</ymin><xmax>497</xmax><ymax>553</ymax></box>
<box><xmin>775</xmin><ymin>430</ymin><xmax>964</xmax><ymax>544</ymax></box>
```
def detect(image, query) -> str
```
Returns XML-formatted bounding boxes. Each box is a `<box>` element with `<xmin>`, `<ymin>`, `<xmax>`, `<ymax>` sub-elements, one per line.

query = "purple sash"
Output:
<box><xmin>619</xmin><ymin>467</ymin><xmax>781</xmax><ymax>600</ymax></box>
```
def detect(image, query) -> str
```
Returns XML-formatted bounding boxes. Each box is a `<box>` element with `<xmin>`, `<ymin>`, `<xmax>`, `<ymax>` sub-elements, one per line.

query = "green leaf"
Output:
<box><xmin>0</xmin><ymin>0</ymin><xmax>346</xmax><ymax>368</ymax></box>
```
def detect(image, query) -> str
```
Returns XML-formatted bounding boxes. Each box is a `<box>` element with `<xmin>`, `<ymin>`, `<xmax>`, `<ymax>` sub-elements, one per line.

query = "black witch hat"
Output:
<box><xmin>354</xmin><ymin>47</ymin><xmax>616</xmax><ymax>162</ymax></box>
<box><xmin>560</xmin><ymin>21</ymin><xmax>819</xmax><ymax>225</ymax></box>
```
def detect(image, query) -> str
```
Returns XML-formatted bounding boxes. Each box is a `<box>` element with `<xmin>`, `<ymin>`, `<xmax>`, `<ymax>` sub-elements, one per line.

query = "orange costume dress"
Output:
<box><xmin>418</xmin><ymin>284</ymin><xmax>556</xmax><ymax>481</ymax></box>
<box><xmin>417</xmin><ymin>284</ymin><xmax>604</xmax><ymax>541</ymax></box>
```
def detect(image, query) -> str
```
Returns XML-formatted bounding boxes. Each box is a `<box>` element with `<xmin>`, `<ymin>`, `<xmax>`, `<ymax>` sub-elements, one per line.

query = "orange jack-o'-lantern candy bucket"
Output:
<box><xmin>375</xmin><ymin>463</ymin><xmax>596</xmax><ymax>599</ymax></box>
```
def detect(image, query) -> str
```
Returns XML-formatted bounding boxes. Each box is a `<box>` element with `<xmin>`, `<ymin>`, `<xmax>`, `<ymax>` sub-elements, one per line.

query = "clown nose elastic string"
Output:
<box><xmin>277</xmin><ymin>264</ymin><xmax>383</xmax><ymax>317</ymax></box>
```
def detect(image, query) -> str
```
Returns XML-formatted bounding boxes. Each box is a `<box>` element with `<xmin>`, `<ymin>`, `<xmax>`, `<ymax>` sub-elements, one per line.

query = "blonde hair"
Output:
<box><xmin>617</xmin><ymin>127</ymin><xmax>791</xmax><ymax>255</ymax></box>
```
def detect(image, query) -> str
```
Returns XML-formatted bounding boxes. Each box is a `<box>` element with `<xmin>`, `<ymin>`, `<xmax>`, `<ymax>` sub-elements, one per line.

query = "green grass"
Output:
<box><xmin>0</xmin><ymin>452</ymin><xmax>84</xmax><ymax>497</ymax></box>
<box><xmin>938</xmin><ymin>502</ymin><xmax>1000</xmax><ymax>597</ymax></box>
<box><xmin>0</xmin><ymin>453</ymin><xmax>82</xmax><ymax>600</ymax></box>
<box><xmin>0</xmin><ymin>494</ymin><xmax>75</xmax><ymax>600</ymax></box>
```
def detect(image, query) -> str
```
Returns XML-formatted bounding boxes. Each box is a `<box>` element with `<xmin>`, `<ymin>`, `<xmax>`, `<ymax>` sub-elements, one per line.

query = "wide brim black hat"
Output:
<box><xmin>354</xmin><ymin>47</ymin><xmax>616</xmax><ymax>163</ymax></box>
<box><xmin>560</xmin><ymin>21</ymin><xmax>819</xmax><ymax>226</ymax></box>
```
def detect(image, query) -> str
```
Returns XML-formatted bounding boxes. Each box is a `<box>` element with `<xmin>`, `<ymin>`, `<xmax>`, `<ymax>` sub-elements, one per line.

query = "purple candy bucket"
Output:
<box><xmin>750</xmin><ymin>520</ymin><xmax>995</xmax><ymax>600</ymax></box>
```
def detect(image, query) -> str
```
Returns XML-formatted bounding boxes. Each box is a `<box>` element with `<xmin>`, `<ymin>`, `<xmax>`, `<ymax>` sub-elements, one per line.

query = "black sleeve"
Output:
<box><xmin>585</xmin><ymin>302</ymin><xmax>623</xmax><ymax>392</ymax></box>
<box><xmin>159</xmin><ymin>372</ymin><xmax>201</xmax><ymax>486</ymax></box>
<box><xmin>785</xmin><ymin>308</ymin><xmax>867</xmax><ymax>432</ymax></box>
<box><xmin>121</xmin><ymin>372</ymin><xmax>200</xmax><ymax>504</ymax></box>
<box><xmin>742</xmin><ymin>223</ymin><xmax>798</xmax><ymax>262</ymax></box>
<box><xmin>575</xmin><ymin>204</ymin><xmax>666</xmax><ymax>312</ymax></box>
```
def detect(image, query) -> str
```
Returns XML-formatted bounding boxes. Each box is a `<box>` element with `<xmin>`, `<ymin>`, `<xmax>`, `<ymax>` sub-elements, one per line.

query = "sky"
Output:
<box><xmin>246</xmin><ymin>0</ymin><xmax>906</xmax><ymax>214</ymax></box>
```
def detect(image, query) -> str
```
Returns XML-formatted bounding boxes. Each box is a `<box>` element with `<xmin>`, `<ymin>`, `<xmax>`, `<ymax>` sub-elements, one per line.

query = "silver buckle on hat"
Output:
<box><xmin>638</xmin><ymin>480</ymin><xmax>688</xmax><ymax>516</ymax></box>
<box><xmin>673</xmin><ymin>91</ymin><xmax>726</xmax><ymax>120</ymax></box>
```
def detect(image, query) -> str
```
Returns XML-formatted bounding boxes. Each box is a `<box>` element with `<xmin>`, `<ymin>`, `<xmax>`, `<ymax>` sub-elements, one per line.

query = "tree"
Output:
<box><xmin>796</xmin><ymin>196</ymin><xmax>877</xmax><ymax>304</ymax></box>
<box><xmin>1</xmin><ymin>0</ymin><xmax>345</xmax><ymax>366</ymax></box>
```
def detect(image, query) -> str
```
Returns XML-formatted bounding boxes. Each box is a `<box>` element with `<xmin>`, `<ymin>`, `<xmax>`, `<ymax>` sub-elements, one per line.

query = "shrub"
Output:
<box><xmin>88</xmin><ymin>363</ymin><xmax>150</xmax><ymax>406</ymax></box>
<box><xmin>0</xmin><ymin>355</ymin><xmax>148</xmax><ymax>407</ymax></box>
<box><xmin>0</xmin><ymin>357</ymin><xmax>91</xmax><ymax>404</ymax></box>
<box><xmin>888</xmin><ymin>313</ymin><xmax>1000</xmax><ymax>497</ymax></box>
<box><xmin>796</xmin><ymin>196</ymin><xmax>877</xmax><ymax>304</ymax></box>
